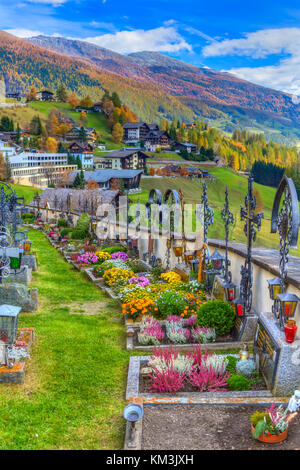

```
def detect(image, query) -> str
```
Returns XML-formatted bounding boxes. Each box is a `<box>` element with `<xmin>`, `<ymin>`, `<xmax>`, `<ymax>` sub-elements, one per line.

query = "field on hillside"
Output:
<box><xmin>136</xmin><ymin>169</ymin><xmax>300</xmax><ymax>257</ymax></box>
<box><xmin>0</xmin><ymin>105</ymin><xmax>46</xmax><ymax>128</ymax></box>
<box><xmin>30</xmin><ymin>102</ymin><xmax>122</xmax><ymax>150</ymax></box>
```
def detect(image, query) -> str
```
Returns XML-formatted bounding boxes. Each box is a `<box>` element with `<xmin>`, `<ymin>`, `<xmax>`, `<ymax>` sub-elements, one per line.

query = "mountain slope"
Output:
<box><xmin>27</xmin><ymin>36</ymin><xmax>300</xmax><ymax>125</ymax></box>
<box><xmin>0</xmin><ymin>31</ymin><xmax>194</xmax><ymax>123</ymax></box>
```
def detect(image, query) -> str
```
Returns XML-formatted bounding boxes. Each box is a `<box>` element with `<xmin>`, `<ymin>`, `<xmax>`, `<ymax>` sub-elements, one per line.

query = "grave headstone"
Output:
<box><xmin>254</xmin><ymin>312</ymin><xmax>300</xmax><ymax>396</ymax></box>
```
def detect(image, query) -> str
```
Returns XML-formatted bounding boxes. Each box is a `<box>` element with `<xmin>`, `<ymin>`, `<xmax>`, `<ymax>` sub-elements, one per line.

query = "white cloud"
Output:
<box><xmin>5</xmin><ymin>28</ymin><xmax>45</xmax><ymax>38</ymax></box>
<box><xmin>84</xmin><ymin>26</ymin><xmax>192</xmax><ymax>54</ymax></box>
<box><xmin>202</xmin><ymin>28</ymin><xmax>300</xmax><ymax>97</ymax></box>
<box><xmin>24</xmin><ymin>0</ymin><xmax>67</xmax><ymax>5</ymax></box>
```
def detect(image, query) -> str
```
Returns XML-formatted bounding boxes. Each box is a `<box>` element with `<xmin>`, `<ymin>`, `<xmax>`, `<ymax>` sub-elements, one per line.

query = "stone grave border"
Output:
<box><xmin>126</xmin><ymin>355</ymin><xmax>274</xmax><ymax>404</ymax></box>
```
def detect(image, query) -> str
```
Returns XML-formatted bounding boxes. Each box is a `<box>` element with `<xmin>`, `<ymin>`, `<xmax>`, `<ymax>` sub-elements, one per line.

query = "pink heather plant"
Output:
<box><xmin>129</xmin><ymin>276</ymin><xmax>150</xmax><ymax>287</ymax></box>
<box><xmin>152</xmin><ymin>345</ymin><xmax>178</xmax><ymax>362</ymax></box>
<box><xmin>184</xmin><ymin>315</ymin><xmax>197</xmax><ymax>327</ymax></box>
<box><xmin>148</xmin><ymin>365</ymin><xmax>185</xmax><ymax>393</ymax></box>
<box><xmin>166</xmin><ymin>315</ymin><xmax>183</xmax><ymax>324</ymax></box>
<box><xmin>76</xmin><ymin>252</ymin><xmax>98</xmax><ymax>265</ymax></box>
<box><xmin>111</xmin><ymin>251</ymin><xmax>129</xmax><ymax>261</ymax></box>
<box><xmin>188</xmin><ymin>366</ymin><xmax>230</xmax><ymax>392</ymax></box>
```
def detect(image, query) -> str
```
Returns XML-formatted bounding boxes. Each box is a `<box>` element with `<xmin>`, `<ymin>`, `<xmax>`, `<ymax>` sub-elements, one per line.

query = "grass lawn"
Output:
<box><xmin>11</xmin><ymin>184</ymin><xmax>41</xmax><ymax>204</ymax></box>
<box><xmin>0</xmin><ymin>229</ymin><xmax>130</xmax><ymax>450</ymax></box>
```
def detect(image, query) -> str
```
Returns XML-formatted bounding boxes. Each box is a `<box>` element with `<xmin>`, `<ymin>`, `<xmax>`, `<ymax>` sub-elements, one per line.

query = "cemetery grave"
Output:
<box><xmin>13</xmin><ymin>175</ymin><xmax>300</xmax><ymax>450</ymax></box>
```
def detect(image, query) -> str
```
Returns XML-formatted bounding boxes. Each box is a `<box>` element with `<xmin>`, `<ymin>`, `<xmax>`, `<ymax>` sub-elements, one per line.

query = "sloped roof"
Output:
<box><xmin>29</xmin><ymin>188</ymin><xmax>120</xmax><ymax>213</ymax></box>
<box><xmin>72</xmin><ymin>169</ymin><xmax>143</xmax><ymax>183</ymax></box>
<box><xmin>123</xmin><ymin>122</ymin><xmax>148</xmax><ymax>129</ymax></box>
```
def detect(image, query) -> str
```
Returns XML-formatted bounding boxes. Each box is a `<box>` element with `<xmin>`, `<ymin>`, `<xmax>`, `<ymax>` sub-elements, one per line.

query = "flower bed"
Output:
<box><xmin>126</xmin><ymin>347</ymin><xmax>270</xmax><ymax>402</ymax></box>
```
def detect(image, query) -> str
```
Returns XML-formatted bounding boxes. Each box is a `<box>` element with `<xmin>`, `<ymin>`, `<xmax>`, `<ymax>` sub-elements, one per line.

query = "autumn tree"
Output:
<box><xmin>87</xmin><ymin>180</ymin><xmax>99</xmax><ymax>190</ymax></box>
<box><xmin>80</xmin><ymin>95</ymin><xmax>93</xmax><ymax>108</ymax></box>
<box><xmin>46</xmin><ymin>109</ymin><xmax>60</xmax><ymax>136</ymax></box>
<box><xmin>26</xmin><ymin>86</ymin><xmax>37</xmax><ymax>102</ymax></box>
<box><xmin>68</xmin><ymin>92</ymin><xmax>79</xmax><ymax>109</ymax></box>
<box><xmin>46</xmin><ymin>137</ymin><xmax>58</xmax><ymax>153</ymax></box>
<box><xmin>112</xmin><ymin>122</ymin><xmax>124</xmax><ymax>143</ymax></box>
<box><xmin>79</xmin><ymin>111</ymin><xmax>88</xmax><ymax>126</ymax></box>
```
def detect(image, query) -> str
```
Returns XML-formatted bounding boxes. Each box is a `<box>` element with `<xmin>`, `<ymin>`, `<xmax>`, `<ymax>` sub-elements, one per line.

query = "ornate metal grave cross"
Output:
<box><xmin>200</xmin><ymin>182</ymin><xmax>214</xmax><ymax>267</ymax></box>
<box><xmin>239</xmin><ymin>176</ymin><xmax>263</xmax><ymax>313</ymax></box>
<box><xmin>221</xmin><ymin>187</ymin><xmax>234</xmax><ymax>282</ymax></box>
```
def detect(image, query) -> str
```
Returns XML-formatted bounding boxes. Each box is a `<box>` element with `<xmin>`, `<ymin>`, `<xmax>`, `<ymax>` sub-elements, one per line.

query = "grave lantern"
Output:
<box><xmin>209</xmin><ymin>249</ymin><xmax>225</xmax><ymax>272</ymax></box>
<box><xmin>184</xmin><ymin>251</ymin><xmax>195</xmax><ymax>264</ymax></box>
<box><xmin>267</xmin><ymin>277</ymin><xmax>282</xmax><ymax>301</ymax></box>
<box><xmin>23</xmin><ymin>240</ymin><xmax>32</xmax><ymax>253</ymax></box>
<box><xmin>203</xmin><ymin>268</ymin><xmax>219</xmax><ymax>291</ymax></box>
<box><xmin>189</xmin><ymin>258</ymin><xmax>199</xmax><ymax>274</ymax></box>
<box><xmin>224</xmin><ymin>280</ymin><xmax>237</xmax><ymax>302</ymax></box>
<box><xmin>0</xmin><ymin>304</ymin><xmax>21</xmax><ymax>345</ymax></box>
<box><xmin>233</xmin><ymin>296</ymin><xmax>245</xmax><ymax>317</ymax></box>
<box><xmin>172</xmin><ymin>241</ymin><xmax>183</xmax><ymax>261</ymax></box>
<box><xmin>277</xmin><ymin>292</ymin><xmax>299</xmax><ymax>320</ymax></box>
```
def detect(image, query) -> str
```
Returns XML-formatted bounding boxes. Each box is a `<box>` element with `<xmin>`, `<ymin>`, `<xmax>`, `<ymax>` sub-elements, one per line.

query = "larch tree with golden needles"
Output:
<box><xmin>46</xmin><ymin>137</ymin><xmax>58</xmax><ymax>154</ymax></box>
<box><xmin>68</xmin><ymin>92</ymin><xmax>79</xmax><ymax>109</ymax></box>
<box><xmin>112</xmin><ymin>122</ymin><xmax>124</xmax><ymax>143</ymax></box>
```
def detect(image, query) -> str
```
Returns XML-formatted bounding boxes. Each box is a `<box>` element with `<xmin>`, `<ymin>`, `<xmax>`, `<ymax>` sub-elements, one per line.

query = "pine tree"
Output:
<box><xmin>56</xmin><ymin>83</ymin><xmax>68</xmax><ymax>102</ymax></box>
<box><xmin>79</xmin><ymin>127</ymin><xmax>87</xmax><ymax>143</ymax></box>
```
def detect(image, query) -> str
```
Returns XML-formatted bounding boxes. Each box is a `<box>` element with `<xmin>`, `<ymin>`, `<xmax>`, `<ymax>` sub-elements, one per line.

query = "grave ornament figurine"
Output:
<box><xmin>288</xmin><ymin>390</ymin><xmax>300</xmax><ymax>412</ymax></box>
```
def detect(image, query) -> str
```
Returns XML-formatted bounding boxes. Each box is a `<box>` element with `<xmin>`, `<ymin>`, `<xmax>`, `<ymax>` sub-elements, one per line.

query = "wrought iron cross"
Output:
<box><xmin>239</xmin><ymin>176</ymin><xmax>263</xmax><ymax>313</ymax></box>
<box><xmin>201</xmin><ymin>182</ymin><xmax>214</xmax><ymax>266</ymax></box>
<box><xmin>221</xmin><ymin>187</ymin><xmax>234</xmax><ymax>282</ymax></box>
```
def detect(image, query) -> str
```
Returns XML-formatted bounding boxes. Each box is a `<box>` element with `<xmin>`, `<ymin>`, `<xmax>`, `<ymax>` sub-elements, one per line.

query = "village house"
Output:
<box><xmin>94</xmin><ymin>149</ymin><xmax>149</xmax><ymax>171</ymax></box>
<box><xmin>36</xmin><ymin>90</ymin><xmax>55</xmax><ymax>101</ymax></box>
<box><xmin>161</xmin><ymin>164</ymin><xmax>210</xmax><ymax>178</ymax></box>
<box><xmin>175</xmin><ymin>142</ymin><xmax>198</xmax><ymax>154</ymax></box>
<box><xmin>144</xmin><ymin>130</ymin><xmax>171</xmax><ymax>152</ymax></box>
<box><xmin>68</xmin><ymin>142</ymin><xmax>94</xmax><ymax>169</ymax></box>
<box><xmin>65</xmin><ymin>126</ymin><xmax>97</xmax><ymax>143</ymax></box>
<box><xmin>123</xmin><ymin>122</ymin><xmax>152</xmax><ymax>144</ymax></box>
<box><xmin>68</xmin><ymin>169</ymin><xmax>143</xmax><ymax>191</ymax></box>
<box><xmin>5</xmin><ymin>92</ymin><xmax>21</xmax><ymax>101</ymax></box>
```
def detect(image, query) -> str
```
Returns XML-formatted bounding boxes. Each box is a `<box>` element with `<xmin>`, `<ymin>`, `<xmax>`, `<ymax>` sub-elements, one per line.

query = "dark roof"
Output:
<box><xmin>123</xmin><ymin>122</ymin><xmax>148</xmax><ymax>129</ymax></box>
<box><xmin>177</xmin><ymin>142</ymin><xmax>197</xmax><ymax>147</ymax></box>
<box><xmin>68</xmin><ymin>142</ymin><xmax>94</xmax><ymax>151</ymax></box>
<box><xmin>28</xmin><ymin>188</ymin><xmax>120</xmax><ymax>213</ymax></box>
<box><xmin>71</xmin><ymin>169</ymin><xmax>143</xmax><ymax>184</ymax></box>
<box><xmin>145</xmin><ymin>130</ymin><xmax>170</xmax><ymax>139</ymax></box>
<box><xmin>38</xmin><ymin>90</ymin><xmax>54</xmax><ymax>95</ymax></box>
<box><xmin>101</xmin><ymin>149</ymin><xmax>149</xmax><ymax>159</ymax></box>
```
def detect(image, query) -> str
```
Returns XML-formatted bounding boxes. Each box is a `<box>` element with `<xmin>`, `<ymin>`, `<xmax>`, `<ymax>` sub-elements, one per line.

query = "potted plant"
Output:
<box><xmin>250</xmin><ymin>404</ymin><xmax>297</xmax><ymax>443</ymax></box>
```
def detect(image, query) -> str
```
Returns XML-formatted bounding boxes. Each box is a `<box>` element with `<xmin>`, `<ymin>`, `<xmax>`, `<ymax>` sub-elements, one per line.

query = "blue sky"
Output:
<box><xmin>2</xmin><ymin>0</ymin><xmax>300</xmax><ymax>96</ymax></box>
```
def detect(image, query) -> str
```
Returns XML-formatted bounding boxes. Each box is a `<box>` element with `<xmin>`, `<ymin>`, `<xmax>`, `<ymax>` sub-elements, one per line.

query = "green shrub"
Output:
<box><xmin>236</xmin><ymin>359</ymin><xmax>256</xmax><ymax>377</ymax></box>
<box><xmin>58</xmin><ymin>218</ymin><xmax>68</xmax><ymax>227</ymax></box>
<box><xmin>250</xmin><ymin>411</ymin><xmax>271</xmax><ymax>427</ymax></box>
<box><xmin>76</xmin><ymin>214</ymin><xmax>90</xmax><ymax>233</ymax></box>
<box><xmin>101</xmin><ymin>246</ymin><xmax>127</xmax><ymax>254</ymax></box>
<box><xmin>197</xmin><ymin>300</ymin><xmax>235</xmax><ymax>336</ymax></box>
<box><xmin>22</xmin><ymin>212</ymin><xmax>35</xmax><ymax>221</ymax></box>
<box><xmin>227</xmin><ymin>374</ymin><xmax>250</xmax><ymax>391</ymax></box>
<box><xmin>60</xmin><ymin>228</ymin><xmax>72</xmax><ymax>237</ymax></box>
<box><xmin>226</xmin><ymin>355</ymin><xmax>238</xmax><ymax>374</ymax></box>
<box><xmin>71</xmin><ymin>229</ymin><xmax>86</xmax><ymax>240</ymax></box>
<box><xmin>156</xmin><ymin>291</ymin><xmax>187</xmax><ymax>319</ymax></box>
